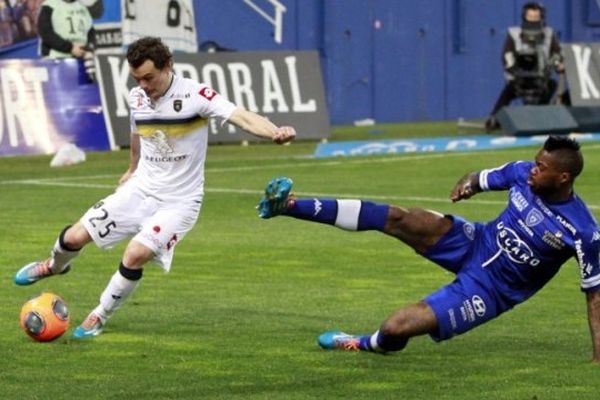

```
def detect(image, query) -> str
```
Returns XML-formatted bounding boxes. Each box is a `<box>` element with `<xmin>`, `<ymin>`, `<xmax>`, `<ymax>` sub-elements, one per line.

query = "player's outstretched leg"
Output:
<box><xmin>257</xmin><ymin>176</ymin><xmax>294</xmax><ymax>218</ymax></box>
<box><xmin>257</xmin><ymin>177</ymin><xmax>389</xmax><ymax>232</ymax></box>
<box><xmin>318</xmin><ymin>303</ymin><xmax>435</xmax><ymax>354</ymax></box>
<box><xmin>14</xmin><ymin>225</ymin><xmax>81</xmax><ymax>285</ymax></box>
<box><xmin>317</xmin><ymin>329</ymin><xmax>408</xmax><ymax>353</ymax></box>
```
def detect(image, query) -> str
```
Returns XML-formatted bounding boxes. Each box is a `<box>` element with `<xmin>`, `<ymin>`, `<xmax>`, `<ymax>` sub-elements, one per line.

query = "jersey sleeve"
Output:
<box><xmin>478</xmin><ymin>161</ymin><xmax>532</xmax><ymax>192</ymax></box>
<box><xmin>579</xmin><ymin>229</ymin><xmax>600</xmax><ymax>293</ymax></box>
<box><xmin>195</xmin><ymin>84</ymin><xmax>237</xmax><ymax>122</ymax></box>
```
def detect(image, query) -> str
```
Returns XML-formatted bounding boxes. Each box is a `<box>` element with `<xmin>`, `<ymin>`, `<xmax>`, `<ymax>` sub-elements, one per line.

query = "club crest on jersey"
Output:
<box><xmin>463</xmin><ymin>222</ymin><xmax>475</xmax><ymax>240</ymax></box>
<box><xmin>525</xmin><ymin>208</ymin><xmax>544</xmax><ymax>227</ymax></box>
<box><xmin>173</xmin><ymin>99</ymin><xmax>182</xmax><ymax>112</ymax></box>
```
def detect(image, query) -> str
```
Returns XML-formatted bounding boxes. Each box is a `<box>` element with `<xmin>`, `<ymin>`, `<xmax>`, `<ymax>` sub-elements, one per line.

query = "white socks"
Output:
<box><xmin>49</xmin><ymin>238</ymin><xmax>80</xmax><ymax>274</ymax></box>
<box><xmin>96</xmin><ymin>270</ymin><xmax>141</xmax><ymax>321</ymax></box>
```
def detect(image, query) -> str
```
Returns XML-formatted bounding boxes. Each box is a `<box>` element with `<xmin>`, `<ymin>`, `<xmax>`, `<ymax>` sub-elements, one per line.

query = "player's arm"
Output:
<box><xmin>587</xmin><ymin>290</ymin><xmax>600</xmax><ymax>363</ymax></box>
<box><xmin>119</xmin><ymin>133</ymin><xmax>140</xmax><ymax>185</ymax></box>
<box><xmin>450</xmin><ymin>172</ymin><xmax>482</xmax><ymax>202</ymax></box>
<box><xmin>227</xmin><ymin>108</ymin><xmax>296</xmax><ymax>144</ymax></box>
<box><xmin>580</xmin><ymin>232</ymin><xmax>600</xmax><ymax>363</ymax></box>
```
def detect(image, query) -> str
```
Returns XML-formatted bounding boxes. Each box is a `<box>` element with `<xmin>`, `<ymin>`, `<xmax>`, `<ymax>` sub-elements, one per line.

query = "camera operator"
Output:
<box><xmin>485</xmin><ymin>2</ymin><xmax>567</xmax><ymax>132</ymax></box>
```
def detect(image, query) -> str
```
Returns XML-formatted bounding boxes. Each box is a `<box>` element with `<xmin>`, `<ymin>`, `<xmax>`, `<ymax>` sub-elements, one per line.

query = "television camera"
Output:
<box><xmin>511</xmin><ymin>20</ymin><xmax>560</xmax><ymax>105</ymax></box>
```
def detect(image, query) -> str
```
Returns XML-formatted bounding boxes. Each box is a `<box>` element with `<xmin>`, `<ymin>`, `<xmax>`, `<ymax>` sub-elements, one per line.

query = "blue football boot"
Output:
<box><xmin>72</xmin><ymin>311</ymin><xmax>104</xmax><ymax>339</ymax></box>
<box><xmin>318</xmin><ymin>331</ymin><xmax>361</xmax><ymax>351</ymax></box>
<box><xmin>14</xmin><ymin>259</ymin><xmax>71</xmax><ymax>286</ymax></box>
<box><xmin>257</xmin><ymin>177</ymin><xmax>293</xmax><ymax>219</ymax></box>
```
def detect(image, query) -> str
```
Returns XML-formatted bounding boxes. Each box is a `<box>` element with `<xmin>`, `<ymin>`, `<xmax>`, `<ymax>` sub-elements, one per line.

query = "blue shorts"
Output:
<box><xmin>424</xmin><ymin>273</ymin><xmax>501</xmax><ymax>341</ymax></box>
<box><xmin>422</xmin><ymin>216</ymin><xmax>509</xmax><ymax>341</ymax></box>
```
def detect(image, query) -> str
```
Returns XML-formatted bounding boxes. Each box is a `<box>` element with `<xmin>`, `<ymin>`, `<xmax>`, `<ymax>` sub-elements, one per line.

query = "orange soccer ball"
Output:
<box><xmin>19</xmin><ymin>292</ymin><xmax>70</xmax><ymax>342</ymax></box>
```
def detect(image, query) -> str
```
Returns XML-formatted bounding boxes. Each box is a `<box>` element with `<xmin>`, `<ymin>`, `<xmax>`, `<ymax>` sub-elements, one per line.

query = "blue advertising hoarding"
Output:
<box><xmin>314</xmin><ymin>133</ymin><xmax>600</xmax><ymax>158</ymax></box>
<box><xmin>0</xmin><ymin>58</ymin><xmax>112</xmax><ymax>157</ymax></box>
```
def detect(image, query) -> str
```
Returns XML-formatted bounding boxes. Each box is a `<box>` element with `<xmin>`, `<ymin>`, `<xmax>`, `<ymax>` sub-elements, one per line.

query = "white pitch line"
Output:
<box><xmin>0</xmin><ymin>152</ymin><xmax>446</xmax><ymax>184</ymax></box>
<box><xmin>2</xmin><ymin>179</ymin><xmax>598</xmax><ymax>211</ymax></box>
<box><xmin>206</xmin><ymin>151</ymin><xmax>469</xmax><ymax>172</ymax></box>
<box><xmin>3</xmin><ymin>143</ymin><xmax>600</xmax><ymax>180</ymax></box>
<box><xmin>1</xmin><ymin>146</ymin><xmax>599</xmax><ymax>210</ymax></box>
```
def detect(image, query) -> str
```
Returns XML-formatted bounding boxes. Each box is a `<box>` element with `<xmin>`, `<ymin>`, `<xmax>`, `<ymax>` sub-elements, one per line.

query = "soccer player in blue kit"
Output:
<box><xmin>257</xmin><ymin>136</ymin><xmax>600</xmax><ymax>362</ymax></box>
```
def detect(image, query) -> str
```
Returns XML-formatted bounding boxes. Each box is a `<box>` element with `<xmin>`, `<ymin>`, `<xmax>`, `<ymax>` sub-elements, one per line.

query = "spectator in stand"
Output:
<box><xmin>0</xmin><ymin>0</ymin><xmax>16</xmax><ymax>47</ymax></box>
<box><xmin>37</xmin><ymin>0</ymin><xmax>94</xmax><ymax>59</ymax></box>
<box><xmin>21</xmin><ymin>0</ymin><xmax>44</xmax><ymax>37</ymax></box>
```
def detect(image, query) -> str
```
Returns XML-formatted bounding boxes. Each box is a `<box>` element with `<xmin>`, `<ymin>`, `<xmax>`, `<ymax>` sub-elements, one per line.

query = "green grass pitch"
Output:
<box><xmin>0</xmin><ymin>131</ymin><xmax>599</xmax><ymax>399</ymax></box>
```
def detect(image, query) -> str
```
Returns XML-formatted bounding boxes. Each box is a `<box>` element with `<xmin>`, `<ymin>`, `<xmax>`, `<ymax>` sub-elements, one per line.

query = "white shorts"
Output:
<box><xmin>80</xmin><ymin>182</ymin><xmax>201</xmax><ymax>271</ymax></box>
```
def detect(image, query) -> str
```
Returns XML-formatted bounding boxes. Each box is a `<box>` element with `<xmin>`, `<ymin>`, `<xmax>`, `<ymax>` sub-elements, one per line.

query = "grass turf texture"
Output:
<box><xmin>1</xmin><ymin>123</ymin><xmax>599</xmax><ymax>399</ymax></box>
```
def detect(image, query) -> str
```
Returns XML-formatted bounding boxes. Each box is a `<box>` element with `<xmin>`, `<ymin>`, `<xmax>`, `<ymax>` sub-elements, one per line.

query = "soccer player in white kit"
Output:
<box><xmin>14</xmin><ymin>36</ymin><xmax>296</xmax><ymax>338</ymax></box>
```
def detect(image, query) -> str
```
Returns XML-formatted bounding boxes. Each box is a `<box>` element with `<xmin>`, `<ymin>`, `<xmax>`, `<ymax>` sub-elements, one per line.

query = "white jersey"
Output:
<box><xmin>129</xmin><ymin>75</ymin><xmax>236</xmax><ymax>202</ymax></box>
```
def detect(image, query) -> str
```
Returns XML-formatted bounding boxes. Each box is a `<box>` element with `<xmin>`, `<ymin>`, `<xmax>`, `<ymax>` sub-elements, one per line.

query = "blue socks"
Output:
<box><xmin>358</xmin><ymin>330</ymin><xmax>409</xmax><ymax>353</ymax></box>
<box><xmin>285</xmin><ymin>199</ymin><xmax>389</xmax><ymax>232</ymax></box>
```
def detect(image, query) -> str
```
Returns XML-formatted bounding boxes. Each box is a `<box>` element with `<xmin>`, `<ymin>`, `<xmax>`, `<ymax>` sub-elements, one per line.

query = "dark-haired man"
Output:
<box><xmin>258</xmin><ymin>136</ymin><xmax>600</xmax><ymax>362</ymax></box>
<box><xmin>14</xmin><ymin>36</ymin><xmax>296</xmax><ymax>338</ymax></box>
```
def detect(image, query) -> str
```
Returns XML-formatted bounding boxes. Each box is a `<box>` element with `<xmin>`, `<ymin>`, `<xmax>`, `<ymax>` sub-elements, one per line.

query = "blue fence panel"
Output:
<box><xmin>322</xmin><ymin>0</ymin><xmax>374</xmax><ymax>123</ymax></box>
<box><xmin>372</xmin><ymin>1</ymin><xmax>446</xmax><ymax>122</ymax></box>
<box><xmin>3</xmin><ymin>0</ymin><xmax>600</xmax><ymax>126</ymax></box>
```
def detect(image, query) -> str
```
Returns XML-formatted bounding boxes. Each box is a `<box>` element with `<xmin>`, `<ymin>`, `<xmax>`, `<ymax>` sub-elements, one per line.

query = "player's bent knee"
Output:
<box><xmin>382</xmin><ymin>302</ymin><xmax>438</xmax><ymax>337</ymax></box>
<box><xmin>122</xmin><ymin>242</ymin><xmax>155</xmax><ymax>268</ymax></box>
<box><xmin>63</xmin><ymin>223</ymin><xmax>92</xmax><ymax>249</ymax></box>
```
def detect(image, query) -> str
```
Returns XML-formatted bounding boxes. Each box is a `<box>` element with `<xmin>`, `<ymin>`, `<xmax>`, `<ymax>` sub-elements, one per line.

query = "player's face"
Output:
<box><xmin>130</xmin><ymin>59</ymin><xmax>172</xmax><ymax>101</ymax></box>
<box><xmin>527</xmin><ymin>149</ymin><xmax>567</xmax><ymax>196</ymax></box>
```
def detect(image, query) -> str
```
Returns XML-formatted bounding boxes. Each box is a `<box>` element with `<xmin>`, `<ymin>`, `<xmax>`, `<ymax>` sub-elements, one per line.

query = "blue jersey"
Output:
<box><xmin>476</xmin><ymin>161</ymin><xmax>600</xmax><ymax>304</ymax></box>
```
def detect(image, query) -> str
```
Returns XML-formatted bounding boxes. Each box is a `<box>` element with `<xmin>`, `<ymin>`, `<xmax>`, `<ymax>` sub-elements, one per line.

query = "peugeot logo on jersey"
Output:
<box><xmin>173</xmin><ymin>99</ymin><xmax>182</xmax><ymax>112</ymax></box>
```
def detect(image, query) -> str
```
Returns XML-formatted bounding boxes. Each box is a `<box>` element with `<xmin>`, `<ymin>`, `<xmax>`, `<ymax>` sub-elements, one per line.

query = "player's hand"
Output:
<box><xmin>273</xmin><ymin>126</ymin><xmax>296</xmax><ymax>144</ymax></box>
<box><xmin>450</xmin><ymin>174</ymin><xmax>476</xmax><ymax>202</ymax></box>
<box><xmin>118</xmin><ymin>170</ymin><xmax>134</xmax><ymax>186</ymax></box>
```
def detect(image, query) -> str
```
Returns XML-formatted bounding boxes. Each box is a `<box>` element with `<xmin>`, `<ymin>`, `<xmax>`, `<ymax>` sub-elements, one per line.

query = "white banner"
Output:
<box><xmin>563</xmin><ymin>43</ymin><xmax>600</xmax><ymax>106</ymax></box>
<box><xmin>96</xmin><ymin>51</ymin><xmax>330</xmax><ymax>146</ymax></box>
<box><xmin>121</xmin><ymin>0</ymin><xmax>197</xmax><ymax>53</ymax></box>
